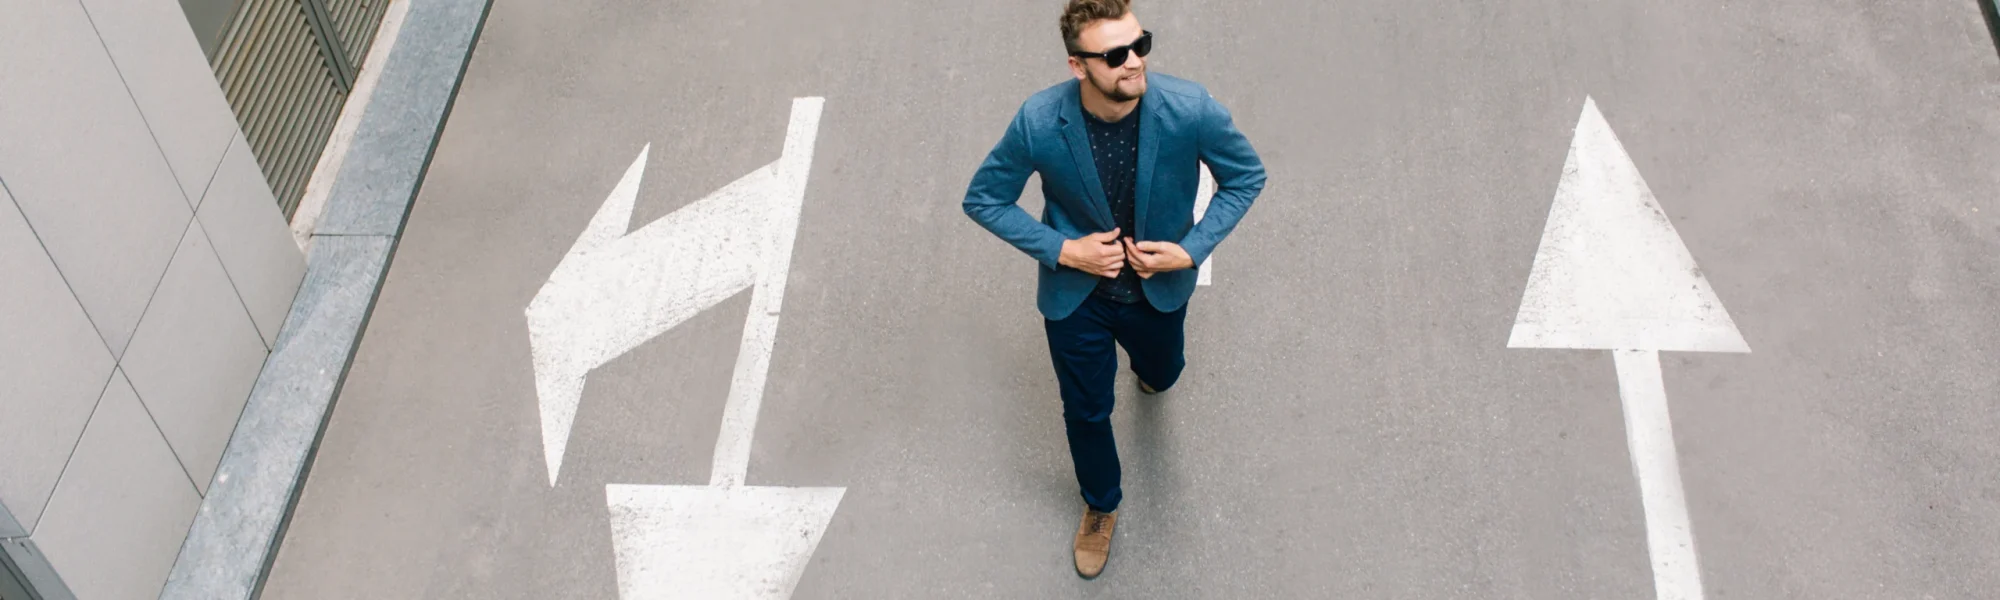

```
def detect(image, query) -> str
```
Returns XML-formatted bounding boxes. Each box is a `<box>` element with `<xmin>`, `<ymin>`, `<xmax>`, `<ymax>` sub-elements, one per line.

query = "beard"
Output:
<box><xmin>1088</xmin><ymin>69</ymin><xmax>1144</xmax><ymax>102</ymax></box>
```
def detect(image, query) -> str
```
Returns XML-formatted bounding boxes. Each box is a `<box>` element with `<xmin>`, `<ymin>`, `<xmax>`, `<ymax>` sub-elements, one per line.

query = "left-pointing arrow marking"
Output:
<box><xmin>526</xmin><ymin>99</ymin><xmax>819</xmax><ymax>487</ymax></box>
<box><xmin>1510</xmin><ymin>96</ymin><xmax>1748</xmax><ymax>600</ymax></box>
<box><xmin>530</xmin><ymin>98</ymin><xmax>838</xmax><ymax>599</ymax></box>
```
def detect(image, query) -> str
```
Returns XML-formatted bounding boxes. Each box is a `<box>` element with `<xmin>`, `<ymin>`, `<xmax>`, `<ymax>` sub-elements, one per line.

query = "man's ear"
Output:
<box><xmin>1067</xmin><ymin>56</ymin><xmax>1088</xmax><ymax>81</ymax></box>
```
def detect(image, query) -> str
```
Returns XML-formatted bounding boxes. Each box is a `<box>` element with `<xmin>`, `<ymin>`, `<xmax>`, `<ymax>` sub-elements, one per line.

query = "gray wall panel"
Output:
<box><xmin>32</xmin><ymin>371</ymin><xmax>200</xmax><ymax>600</ymax></box>
<box><xmin>197</xmin><ymin>132</ymin><xmax>306</xmax><ymax>349</ymax></box>
<box><xmin>121</xmin><ymin>222</ymin><xmax>270</xmax><ymax>496</ymax></box>
<box><xmin>0</xmin><ymin>0</ymin><xmax>196</xmax><ymax>357</ymax></box>
<box><xmin>76</xmin><ymin>0</ymin><xmax>244</xmax><ymax>209</ymax></box>
<box><xmin>0</xmin><ymin>180</ymin><xmax>116</xmax><ymax>536</ymax></box>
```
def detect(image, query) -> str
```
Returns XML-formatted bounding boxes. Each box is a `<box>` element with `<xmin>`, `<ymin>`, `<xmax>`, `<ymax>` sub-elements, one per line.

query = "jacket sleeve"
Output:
<box><xmin>962</xmin><ymin>105</ymin><xmax>1069</xmax><ymax>270</ymax></box>
<box><xmin>1178</xmin><ymin>92</ymin><xmax>1266</xmax><ymax>267</ymax></box>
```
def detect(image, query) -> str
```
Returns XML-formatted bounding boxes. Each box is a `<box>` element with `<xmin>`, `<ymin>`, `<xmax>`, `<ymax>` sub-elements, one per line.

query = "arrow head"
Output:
<box><xmin>526</xmin><ymin>145</ymin><xmax>652</xmax><ymax>486</ymax></box>
<box><xmin>606</xmin><ymin>484</ymin><xmax>845</xmax><ymax>599</ymax></box>
<box><xmin>1508</xmin><ymin>97</ymin><xmax>1749</xmax><ymax>353</ymax></box>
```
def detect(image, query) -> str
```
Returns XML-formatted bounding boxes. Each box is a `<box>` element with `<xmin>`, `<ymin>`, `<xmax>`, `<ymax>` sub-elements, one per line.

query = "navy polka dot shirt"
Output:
<box><xmin>1082</xmin><ymin>99</ymin><xmax>1144</xmax><ymax>304</ymax></box>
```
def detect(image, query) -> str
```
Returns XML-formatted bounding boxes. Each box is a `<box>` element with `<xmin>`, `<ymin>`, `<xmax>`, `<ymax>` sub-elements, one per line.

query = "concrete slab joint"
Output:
<box><xmin>157</xmin><ymin>0</ymin><xmax>494</xmax><ymax>598</ymax></box>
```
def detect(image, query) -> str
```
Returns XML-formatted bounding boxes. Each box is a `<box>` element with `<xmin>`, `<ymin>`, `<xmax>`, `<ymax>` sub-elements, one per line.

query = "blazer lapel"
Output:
<box><xmin>1060</xmin><ymin>86</ymin><xmax>1117</xmax><ymax>230</ymax></box>
<box><xmin>1133</xmin><ymin>82</ymin><xmax>1161</xmax><ymax>240</ymax></box>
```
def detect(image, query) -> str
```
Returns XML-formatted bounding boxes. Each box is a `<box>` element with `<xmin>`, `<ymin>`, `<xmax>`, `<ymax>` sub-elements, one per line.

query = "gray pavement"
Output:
<box><xmin>262</xmin><ymin>0</ymin><xmax>2000</xmax><ymax>598</ymax></box>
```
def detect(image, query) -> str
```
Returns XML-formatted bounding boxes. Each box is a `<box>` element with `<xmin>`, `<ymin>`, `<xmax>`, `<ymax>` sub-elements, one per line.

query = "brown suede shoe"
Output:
<box><xmin>1073</xmin><ymin>507</ymin><xmax>1117</xmax><ymax>578</ymax></box>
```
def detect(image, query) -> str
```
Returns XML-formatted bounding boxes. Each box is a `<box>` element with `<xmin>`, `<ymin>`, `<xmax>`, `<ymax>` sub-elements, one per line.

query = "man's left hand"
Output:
<box><xmin>1122</xmin><ymin>238</ymin><xmax>1194</xmax><ymax>278</ymax></box>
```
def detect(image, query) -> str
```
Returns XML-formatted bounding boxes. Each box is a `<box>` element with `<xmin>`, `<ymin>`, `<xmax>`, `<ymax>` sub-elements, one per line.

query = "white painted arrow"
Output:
<box><xmin>528</xmin><ymin>97</ymin><xmax>843</xmax><ymax>599</ymax></box>
<box><xmin>1194</xmin><ymin>162</ymin><xmax>1215</xmax><ymax>286</ymax></box>
<box><xmin>526</xmin><ymin>98</ymin><xmax>822</xmax><ymax>487</ymax></box>
<box><xmin>1508</xmin><ymin>96</ymin><xmax>1748</xmax><ymax>600</ymax></box>
<box><xmin>605</xmin><ymin>484</ymin><xmax>843</xmax><ymax>599</ymax></box>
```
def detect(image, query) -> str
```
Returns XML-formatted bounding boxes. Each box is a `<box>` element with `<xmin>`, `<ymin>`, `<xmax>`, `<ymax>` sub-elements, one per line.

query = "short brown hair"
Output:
<box><xmin>1061</xmin><ymin>0</ymin><xmax>1131</xmax><ymax>54</ymax></box>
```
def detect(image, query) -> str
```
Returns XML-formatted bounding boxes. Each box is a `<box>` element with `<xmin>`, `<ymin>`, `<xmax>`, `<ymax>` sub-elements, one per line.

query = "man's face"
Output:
<box><xmin>1068</xmin><ymin>12</ymin><xmax>1147</xmax><ymax>102</ymax></box>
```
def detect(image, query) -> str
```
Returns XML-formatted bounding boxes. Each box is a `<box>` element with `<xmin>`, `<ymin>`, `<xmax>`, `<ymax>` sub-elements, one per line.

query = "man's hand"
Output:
<box><xmin>1059</xmin><ymin>228</ymin><xmax>1126</xmax><ymax>278</ymax></box>
<box><xmin>1123</xmin><ymin>238</ymin><xmax>1194</xmax><ymax>278</ymax></box>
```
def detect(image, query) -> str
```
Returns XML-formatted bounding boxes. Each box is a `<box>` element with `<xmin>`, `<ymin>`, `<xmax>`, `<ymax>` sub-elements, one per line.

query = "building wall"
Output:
<box><xmin>0</xmin><ymin>0</ymin><xmax>307</xmax><ymax>596</ymax></box>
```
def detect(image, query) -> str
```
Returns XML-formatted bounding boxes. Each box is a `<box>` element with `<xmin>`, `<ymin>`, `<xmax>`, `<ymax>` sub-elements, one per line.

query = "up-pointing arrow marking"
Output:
<box><xmin>1509</xmin><ymin>96</ymin><xmax>1748</xmax><ymax>600</ymax></box>
<box><xmin>1509</xmin><ymin>96</ymin><xmax>1747</xmax><ymax>354</ymax></box>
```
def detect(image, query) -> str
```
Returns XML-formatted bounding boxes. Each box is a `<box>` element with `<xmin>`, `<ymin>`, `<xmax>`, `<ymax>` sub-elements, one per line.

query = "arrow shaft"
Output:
<box><xmin>528</xmin><ymin>166</ymin><xmax>773</xmax><ymax>486</ymax></box>
<box><xmin>1613</xmin><ymin>349</ymin><xmax>1704</xmax><ymax>600</ymax></box>
<box><xmin>710</xmin><ymin>293</ymin><xmax>780</xmax><ymax>487</ymax></box>
<box><xmin>710</xmin><ymin>97</ymin><xmax>823</xmax><ymax>487</ymax></box>
<box><xmin>530</xmin><ymin>162</ymin><xmax>776</xmax><ymax>371</ymax></box>
<box><xmin>551</xmin><ymin>212</ymin><xmax>764</xmax><ymax>361</ymax></box>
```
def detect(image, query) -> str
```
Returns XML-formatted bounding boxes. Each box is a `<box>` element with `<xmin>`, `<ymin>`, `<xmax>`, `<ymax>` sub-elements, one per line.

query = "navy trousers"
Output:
<box><xmin>1043</xmin><ymin>293</ymin><xmax>1188</xmax><ymax>513</ymax></box>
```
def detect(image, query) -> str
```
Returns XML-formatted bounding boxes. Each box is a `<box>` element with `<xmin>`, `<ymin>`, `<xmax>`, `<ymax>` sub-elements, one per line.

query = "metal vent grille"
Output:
<box><xmin>208</xmin><ymin>0</ymin><xmax>388</xmax><ymax>219</ymax></box>
<box><xmin>327</xmin><ymin>0</ymin><xmax>392</xmax><ymax>72</ymax></box>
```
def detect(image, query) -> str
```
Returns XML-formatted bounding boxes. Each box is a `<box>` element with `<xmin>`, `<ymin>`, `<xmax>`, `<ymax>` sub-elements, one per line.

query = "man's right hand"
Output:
<box><xmin>1058</xmin><ymin>228</ymin><xmax>1125</xmax><ymax>278</ymax></box>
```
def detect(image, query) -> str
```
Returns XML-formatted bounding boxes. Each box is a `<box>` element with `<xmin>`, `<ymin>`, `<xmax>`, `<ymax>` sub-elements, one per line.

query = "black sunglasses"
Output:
<box><xmin>1071</xmin><ymin>31</ymin><xmax>1152</xmax><ymax>68</ymax></box>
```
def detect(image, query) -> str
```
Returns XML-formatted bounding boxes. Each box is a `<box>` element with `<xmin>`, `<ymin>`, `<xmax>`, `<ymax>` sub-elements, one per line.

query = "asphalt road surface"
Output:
<box><xmin>262</xmin><ymin>0</ymin><xmax>2000</xmax><ymax>598</ymax></box>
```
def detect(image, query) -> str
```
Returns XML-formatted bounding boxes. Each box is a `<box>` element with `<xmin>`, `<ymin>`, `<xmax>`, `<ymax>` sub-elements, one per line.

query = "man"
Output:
<box><xmin>961</xmin><ymin>0</ymin><xmax>1266</xmax><ymax>579</ymax></box>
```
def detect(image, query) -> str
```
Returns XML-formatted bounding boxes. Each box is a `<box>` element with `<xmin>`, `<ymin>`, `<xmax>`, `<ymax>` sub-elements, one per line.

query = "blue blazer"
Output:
<box><xmin>963</xmin><ymin>72</ymin><xmax>1267</xmax><ymax>321</ymax></box>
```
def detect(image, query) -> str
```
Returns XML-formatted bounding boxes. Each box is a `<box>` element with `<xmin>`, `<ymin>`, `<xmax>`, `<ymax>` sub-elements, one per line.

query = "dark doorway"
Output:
<box><xmin>1982</xmin><ymin>0</ymin><xmax>2000</xmax><ymax>62</ymax></box>
<box><xmin>0</xmin><ymin>547</ymin><xmax>34</xmax><ymax>600</ymax></box>
<box><xmin>176</xmin><ymin>0</ymin><xmax>247</xmax><ymax>61</ymax></box>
